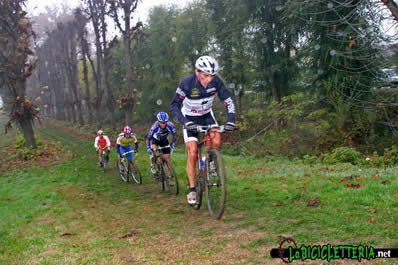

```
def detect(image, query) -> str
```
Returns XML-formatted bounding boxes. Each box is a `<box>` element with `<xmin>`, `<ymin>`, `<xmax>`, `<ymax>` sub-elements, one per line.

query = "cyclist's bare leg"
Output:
<box><xmin>98</xmin><ymin>149</ymin><xmax>103</xmax><ymax>163</ymax></box>
<box><xmin>185</xmin><ymin>141</ymin><xmax>198</xmax><ymax>188</ymax></box>
<box><xmin>209</xmin><ymin>129</ymin><xmax>221</xmax><ymax>148</ymax></box>
<box><xmin>163</xmin><ymin>153</ymin><xmax>171</xmax><ymax>160</ymax></box>
<box><xmin>150</xmin><ymin>144</ymin><xmax>158</xmax><ymax>165</ymax></box>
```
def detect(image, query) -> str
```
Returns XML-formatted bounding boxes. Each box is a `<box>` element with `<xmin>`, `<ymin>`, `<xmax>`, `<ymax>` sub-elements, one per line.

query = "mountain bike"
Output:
<box><xmin>191</xmin><ymin>125</ymin><xmax>227</xmax><ymax>220</ymax></box>
<box><xmin>98</xmin><ymin>147</ymin><xmax>110</xmax><ymax>171</ymax></box>
<box><xmin>152</xmin><ymin>145</ymin><xmax>179</xmax><ymax>195</ymax></box>
<box><xmin>118</xmin><ymin>150</ymin><xmax>142</xmax><ymax>184</ymax></box>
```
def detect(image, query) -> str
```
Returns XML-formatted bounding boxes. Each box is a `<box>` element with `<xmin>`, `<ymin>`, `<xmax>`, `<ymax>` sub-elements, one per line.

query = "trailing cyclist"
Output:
<box><xmin>146</xmin><ymin>112</ymin><xmax>177</xmax><ymax>174</ymax></box>
<box><xmin>170</xmin><ymin>55</ymin><xmax>236</xmax><ymax>205</ymax></box>
<box><xmin>116</xmin><ymin>126</ymin><xmax>139</xmax><ymax>168</ymax></box>
<box><xmin>94</xmin><ymin>129</ymin><xmax>111</xmax><ymax>167</ymax></box>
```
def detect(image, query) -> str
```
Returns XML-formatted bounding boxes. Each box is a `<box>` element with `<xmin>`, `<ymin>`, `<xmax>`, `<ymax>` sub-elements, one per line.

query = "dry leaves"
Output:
<box><xmin>307</xmin><ymin>197</ymin><xmax>320</xmax><ymax>207</ymax></box>
<box><xmin>60</xmin><ymin>232</ymin><xmax>76</xmax><ymax>236</ymax></box>
<box><xmin>118</xmin><ymin>230</ymin><xmax>139</xmax><ymax>239</ymax></box>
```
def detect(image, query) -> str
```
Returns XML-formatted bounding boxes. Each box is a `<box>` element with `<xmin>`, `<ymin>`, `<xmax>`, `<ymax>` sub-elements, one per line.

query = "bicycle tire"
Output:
<box><xmin>162</xmin><ymin>159</ymin><xmax>179</xmax><ymax>195</ymax></box>
<box><xmin>102</xmin><ymin>153</ymin><xmax>108</xmax><ymax>171</ymax></box>
<box><xmin>129</xmin><ymin>160</ymin><xmax>142</xmax><ymax>184</ymax></box>
<box><xmin>192</xmin><ymin>173</ymin><xmax>204</xmax><ymax>210</ymax></box>
<box><xmin>205</xmin><ymin>148</ymin><xmax>226</xmax><ymax>220</ymax></box>
<box><xmin>119</xmin><ymin>159</ymin><xmax>129</xmax><ymax>183</ymax></box>
<box><xmin>156</xmin><ymin>162</ymin><xmax>165</xmax><ymax>191</ymax></box>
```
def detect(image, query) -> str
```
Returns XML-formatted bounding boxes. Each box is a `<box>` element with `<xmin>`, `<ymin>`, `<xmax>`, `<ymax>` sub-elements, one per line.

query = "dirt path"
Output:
<box><xmin>32</xmin><ymin>120</ymin><xmax>275</xmax><ymax>265</ymax></box>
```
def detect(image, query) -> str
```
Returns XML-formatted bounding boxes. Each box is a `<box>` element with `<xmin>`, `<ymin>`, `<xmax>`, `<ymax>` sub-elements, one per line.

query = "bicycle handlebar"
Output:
<box><xmin>121</xmin><ymin>149</ymin><xmax>138</xmax><ymax>157</ymax></box>
<box><xmin>151</xmin><ymin>145</ymin><xmax>174</xmax><ymax>154</ymax></box>
<box><xmin>195</xmin><ymin>125</ymin><xmax>225</xmax><ymax>133</ymax></box>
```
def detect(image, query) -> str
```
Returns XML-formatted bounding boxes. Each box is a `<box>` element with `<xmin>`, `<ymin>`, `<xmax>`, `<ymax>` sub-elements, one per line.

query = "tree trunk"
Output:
<box><xmin>82</xmin><ymin>53</ymin><xmax>93</xmax><ymax>124</ymax></box>
<box><xmin>123</xmin><ymin>16</ymin><xmax>135</xmax><ymax>126</ymax></box>
<box><xmin>18</xmin><ymin>118</ymin><xmax>36</xmax><ymax>148</ymax></box>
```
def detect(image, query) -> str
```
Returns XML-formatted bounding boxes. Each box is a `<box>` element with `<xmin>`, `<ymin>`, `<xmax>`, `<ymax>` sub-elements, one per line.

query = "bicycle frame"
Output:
<box><xmin>196</xmin><ymin>125</ymin><xmax>225</xmax><ymax>168</ymax></box>
<box><xmin>191</xmin><ymin>125</ymin><xmax>227</xmax><ymax>219</ymax></box>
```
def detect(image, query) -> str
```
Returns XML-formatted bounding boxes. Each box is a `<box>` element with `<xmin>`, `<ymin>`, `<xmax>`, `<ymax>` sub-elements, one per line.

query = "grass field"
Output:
<box><xmin>0</xmin><ymin>116</ymin><xmax>397</xmax><ymax>264</ymax></box>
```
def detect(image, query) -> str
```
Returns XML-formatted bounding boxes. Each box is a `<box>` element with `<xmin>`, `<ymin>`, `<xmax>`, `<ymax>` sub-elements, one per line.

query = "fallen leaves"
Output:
<box><xmin>394</xmin><ymin>193</ymin><xmax>398</xmax><ymax>198</ymax></box>
<box><xmin>60</xmin><ymin>232</ymin><xmax>76</xmax><ymax>236</ymax></box>
<box><xmin>307</xmin><ymin>197</ymin><xmax>320</xmax><ymax>207</ymax></box>
<box><xmin>345</xmin><ymin>184</ymin><xmax>361</xmax><ymax>188</ymax></box>
<box><xmin>118</xmin><ymin>230</ymin><xmax>139</xmax><ymax>239</ymax></box>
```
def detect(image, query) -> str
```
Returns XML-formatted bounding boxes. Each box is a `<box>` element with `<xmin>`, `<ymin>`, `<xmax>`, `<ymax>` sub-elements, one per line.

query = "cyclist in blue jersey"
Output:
<box><xmin>170</xmin><ymin>56</ymin><xmax>236</xmax><ymax>205</ymax></box>
<box><xmin>147</xmin><ymin>112</ymin><xmax>177</xmax><ymax>174</ymax></box>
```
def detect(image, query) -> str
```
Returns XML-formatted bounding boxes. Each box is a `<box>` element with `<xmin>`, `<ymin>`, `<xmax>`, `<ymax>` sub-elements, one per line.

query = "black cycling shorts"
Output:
<box><xmin>183</xmin><ymin>112</ymin><xmax>218</xmax><ymax>142</ymax></box>
<box><xmin>152</xmin><ymin>138</ymin><xmax>171</xmax><ymax>154</ymax></box>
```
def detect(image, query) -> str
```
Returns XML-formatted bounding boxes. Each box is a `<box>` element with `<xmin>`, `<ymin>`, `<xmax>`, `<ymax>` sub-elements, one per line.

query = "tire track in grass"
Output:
<box><xmin>30</xmin><ymin>122</ymin><xmax>274</xmax><ymax>265</ymax></box>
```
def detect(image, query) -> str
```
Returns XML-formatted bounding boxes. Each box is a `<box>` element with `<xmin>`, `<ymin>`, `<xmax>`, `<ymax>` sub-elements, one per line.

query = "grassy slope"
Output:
<box><xmin>0</xmin><ymin>117</ymin><xmax>397</xmax><ymax>264</ymax></box>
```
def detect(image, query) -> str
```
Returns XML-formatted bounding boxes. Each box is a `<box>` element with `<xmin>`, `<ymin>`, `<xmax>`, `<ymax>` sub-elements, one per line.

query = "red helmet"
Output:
<box><xmin>97</xmin><ymin>130</ymin><xmax>104</xmax><ymax>135</ymax></box>
<box><xmin>123</xmin><ymin>126</ymin><xmax>132</xmax><ymax>135</ymax></box>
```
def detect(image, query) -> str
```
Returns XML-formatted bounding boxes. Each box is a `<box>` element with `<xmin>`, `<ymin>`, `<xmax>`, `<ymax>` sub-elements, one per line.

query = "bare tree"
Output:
<box><xmin>0</xmin><ymin>0</ymin><xmax>38</xmax><ymax>148</ymax></box>
<box><xmin>85</xmin><ymin>0</ymin><xmax>116</xmax><ymax>129</ymax></box>
<box><xmin>109</xmin><ymin>0</ymin><xmax>142</xmax><ymax>126</ymax></box>
<box><xmin>382</xmin><ymin>0</ymin><xmax>398</xmax><ymax>21</ymax></box>
<box><xmin>75</xmin><ymin>8</ymin><xmax>94</xmax><ymax>125</ymax></box>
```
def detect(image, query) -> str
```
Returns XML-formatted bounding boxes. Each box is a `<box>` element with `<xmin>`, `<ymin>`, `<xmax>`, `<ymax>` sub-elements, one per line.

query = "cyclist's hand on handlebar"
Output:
<box><xmin>184</xmin><ymin>121</ymin><xmax>198</xmax><ymax>131</ymax></box>
<box><xmin>147</xmin><ymin>148</ymin><xmax>153</xmax><ymax>155</ymax></box>
<box><xmin>224</xmin><ymin>122</ymin><xmax>236</xmax><ymax>132</ymax></box>
<box><xmin>171</xmin><ymin>143</ymin><xmax>176</xmax><ymax>150</ymax></box>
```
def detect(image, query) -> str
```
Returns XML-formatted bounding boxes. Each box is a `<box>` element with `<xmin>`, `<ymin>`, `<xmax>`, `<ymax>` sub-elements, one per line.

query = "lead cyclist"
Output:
<box><xmin>170</xmin><ymin>55</ymin><xmax>236</xmax><ymax>205</ymax></box>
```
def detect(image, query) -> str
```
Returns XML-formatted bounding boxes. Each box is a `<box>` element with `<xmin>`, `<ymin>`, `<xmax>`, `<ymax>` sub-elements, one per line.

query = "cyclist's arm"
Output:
<box><xmin>168</xmin><ymin>122</ymin><xmax>177</xmax><ymax>145</ymax></box>
<box><xmin>132</xmin><ymin>135</ymin><xmax>139</xmax><ymax>150</ymax></box>
<box><xmin>94</xmin><ymin>136</ymin><xmax>99</xmax><ymax>149</ymax></box>
<box><xmin>216</xmin><ymin>77</ymin><xmax>236</xmax><ymax>124</ymax></box>
<box><xmin>146</xmin><ymin>124</ymin><xmax>156</xmax><ymax>149</ymax></box>
<box><xmin>170</xmin><ymin>85</ymin><xmax>191</xmax><ymax>125</ymax></box>
<box><xmin>116</xmin><ymin>136</ymin><xmax>121</xmax><ymax>154</ymax></box>
<box><xmin>104</xmin><ymin>136</ymin><xmax>111</xmax><ymax>148</ymax></box>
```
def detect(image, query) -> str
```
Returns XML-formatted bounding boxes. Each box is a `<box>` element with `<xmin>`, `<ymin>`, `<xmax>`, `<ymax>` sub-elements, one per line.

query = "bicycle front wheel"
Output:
<box><xmin>102</xmin><ymin>153</ymin><xmax>108</xmax><ymax>171</ymax></box>
<box><xmin>128</xmin><ymin>160</ymin><xmax>142</xmax><ymax>184</ymax></box>
<box><xmin>205</xmin><ymin>148</ymin><xmax>226</xmax><ymax>220</ymax></box>
<box><xmin>119</xmin><ymin>160</ymin><xmax>129</xmax><ymax>183</ymax></box>
<box><xmin>162</xmin><ymin>159</ymin><xmax>179</xmax><ymax>195</ymax></box>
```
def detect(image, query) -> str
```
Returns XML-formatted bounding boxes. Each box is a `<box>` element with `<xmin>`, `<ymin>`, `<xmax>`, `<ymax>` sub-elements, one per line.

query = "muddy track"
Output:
<box><xmin>32</xmin><ymin>121</ymin><xmax>279</xmax><ymax>265</ymax></box>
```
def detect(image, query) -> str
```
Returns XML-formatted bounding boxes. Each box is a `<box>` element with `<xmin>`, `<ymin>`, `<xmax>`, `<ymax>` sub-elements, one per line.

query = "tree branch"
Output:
<box><xmin>381</xmin><ymin>0</ymin><xmax>398</xmax><ymax>22</ymax></box>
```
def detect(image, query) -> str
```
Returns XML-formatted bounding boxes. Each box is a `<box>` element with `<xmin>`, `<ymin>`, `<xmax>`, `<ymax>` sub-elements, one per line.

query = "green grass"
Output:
<box><xmin>0</xmin><ymin>117</ymin><xmax>397</xmax><ymax>264</ymax></box>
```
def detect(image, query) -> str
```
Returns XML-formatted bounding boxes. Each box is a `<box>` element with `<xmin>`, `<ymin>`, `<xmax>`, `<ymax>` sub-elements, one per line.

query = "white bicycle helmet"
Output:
<box><xmin>195</xmin><ymin>56</ymin><xmax>219</xmax><ymax>75</ymax></box>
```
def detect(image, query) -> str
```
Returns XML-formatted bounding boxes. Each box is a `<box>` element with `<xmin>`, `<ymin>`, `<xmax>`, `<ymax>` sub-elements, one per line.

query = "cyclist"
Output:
<box><xmin>170</xmin><ymin>55</ymin><xmax>236</xmax><ymax>205</ymax></box>
<box><xmin>146</xmin><ymin>112</ymin><xmax>177</xmax><ymax>174</ymax></box>
<box><xmin>94</xmin><ymin>129</ymin><xmax>111</xmax><ymax>167</ymax></box>
<box><xmin>116</xmin><ymin>126</ymin><xmax>139</xmax><ymax>164</ymax></box>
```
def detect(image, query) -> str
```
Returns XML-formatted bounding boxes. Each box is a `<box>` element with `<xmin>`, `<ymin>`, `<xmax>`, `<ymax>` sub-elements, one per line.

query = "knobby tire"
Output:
<box><xmin>162</xmin><ymin>159</ymin><xmax>179</xmax><ymax>195</ymax></box>
<box><xmin>205</xmin><ymin>148</ymin><xmax>226</xmax><ymax>220</ymax></box>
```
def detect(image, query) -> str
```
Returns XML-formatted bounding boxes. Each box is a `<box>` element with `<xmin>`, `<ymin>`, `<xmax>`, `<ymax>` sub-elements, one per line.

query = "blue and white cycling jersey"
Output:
<box><xmin>170</xmin><ymin>74</ymin><xmax>235</xmax><ymax>126</ymax></box>
<box><xmin>146</xmin><ymin>121</ymin><xmax>177</xmax><ymax>148</ymax></box>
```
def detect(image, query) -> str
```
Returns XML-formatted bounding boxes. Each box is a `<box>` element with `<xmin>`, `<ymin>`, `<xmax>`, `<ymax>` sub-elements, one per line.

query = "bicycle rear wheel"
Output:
<box><xmin>205</xmin><ymin>148</ymin><xmax>226</xmax><ymax>219</ymax></box>
<box><xmin>119</xmin><ymin>159</ymin><xmax>129</xmax><ymax>182</ymax></box>
<box><xmin>162</xmin><ymin>159</ymin><xmax>179</xmax><ymax>195</ymax></box>
<box><xmin>129</xmin><ymin>160</ymin><xmax>142</xmax><ymax>184</ymax></box>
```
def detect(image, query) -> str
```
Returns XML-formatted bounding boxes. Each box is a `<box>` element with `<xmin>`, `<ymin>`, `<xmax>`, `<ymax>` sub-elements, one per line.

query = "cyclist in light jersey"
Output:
<box><xmin>94</xmin><ymin>130</ymin><xmax>111</xmax><ymax>167</ymax></box>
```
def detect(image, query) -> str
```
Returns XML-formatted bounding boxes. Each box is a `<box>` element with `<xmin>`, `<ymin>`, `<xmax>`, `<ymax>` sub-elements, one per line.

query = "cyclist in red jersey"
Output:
<box><xmin>94</xmin><ymin>130</ymin><xmax>111</xmax><ymax>167</ymax></box>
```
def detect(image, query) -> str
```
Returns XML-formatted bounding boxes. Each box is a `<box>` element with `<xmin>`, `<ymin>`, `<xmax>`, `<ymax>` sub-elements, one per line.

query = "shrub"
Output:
<box><xmin>323</xmin><ymin>146</ymin><xmax>361</xmax><ymax>165</ymax></box>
